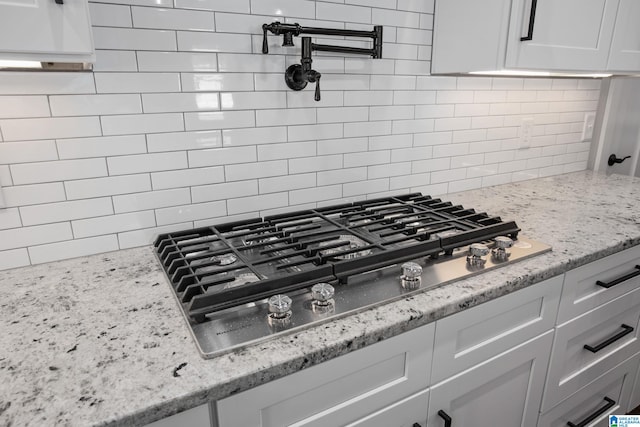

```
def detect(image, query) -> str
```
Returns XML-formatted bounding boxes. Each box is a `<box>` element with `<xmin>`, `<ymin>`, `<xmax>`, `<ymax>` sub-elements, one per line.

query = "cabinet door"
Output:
<box><xmin>0</xmin><ymin>0</ymin><xmax>93</xmax><ymax>62</ymax></box>
<box><xmin>542</xmin><ymin>287</ymin><xmax>640</xmax><ymax>411</ymax></box>
<box><xmin>607</xmin><ymin>0</ymin><xmax>640</xmax><ymax>71</ymax></box>
<box><xmin>216</xmin><ymin>324</ymin><xmax>434</xmax><ymax>427</ymax></box>
<box><xmin>427</xmin><ymin>331</ymin><xmax>553</xmax><ymax>427</ymax></box>
<box><xmin>145</xmin><ymin>404</ymin><xmax>212</xmax><ymax>427</ymax></box>
<box><xmin>505</xmin><ymin>0</ymin><xmax>619</xmax><ymax>71</ymax></box>
<box><xmin>431</xmin><ymin>275</ymin><xmax>561</xmax><ymax>383</ymax></box>
<box><xmin>346</xmin><ymin>390</ymin><xmax>429</xmax><ymax>427</ymax></box>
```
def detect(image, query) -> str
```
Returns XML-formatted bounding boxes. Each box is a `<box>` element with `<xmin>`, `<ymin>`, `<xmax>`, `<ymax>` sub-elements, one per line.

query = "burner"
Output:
<box><xmin>212</xmin><ymin>253</ymin><xmax>238</xmax><ymax>266</ymax></box>
<box><xmin>319</xmin><ymin>235</ymin><xmax>372</xmax><ymax>260</ymax></box>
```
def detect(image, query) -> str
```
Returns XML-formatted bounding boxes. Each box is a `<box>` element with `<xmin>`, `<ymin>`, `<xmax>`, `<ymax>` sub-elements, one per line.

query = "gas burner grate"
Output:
<box><xmin>154</xmin><ymin>193</ymin><xmax>520</xmax><ymax>323</ymax></box>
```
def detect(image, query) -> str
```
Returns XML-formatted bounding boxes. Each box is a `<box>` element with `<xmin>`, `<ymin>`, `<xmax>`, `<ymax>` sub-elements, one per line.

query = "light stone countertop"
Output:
<box><xmin>1</xmin><ymin>171</ymin><xmax>639</xmax><ymax>427</ymax></box>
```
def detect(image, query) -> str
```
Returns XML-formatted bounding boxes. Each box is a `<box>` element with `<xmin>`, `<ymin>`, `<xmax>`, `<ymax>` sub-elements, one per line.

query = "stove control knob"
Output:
<box><xmin>467</xmin><ymin>243</ymin><xmax>489</xmax><ymax>268</ymax></box>
<box><xmin>401</xmin><ymin>262</ymin><xmax>422</xmax><ymax>290</ymax></box>
<box><xmin>268</xmin><ymin>294</ymin><xmax>292</xmax><ymax>320</ymax></box>
<box><xmin>494</xmin><ymin>236</ymin><xmax>514</xmax><ymax>249</ymax></box>
<box><xmin>311</xmin><ymin>283</ymin><xmax>334</xmax><ymax>305</ymax></box>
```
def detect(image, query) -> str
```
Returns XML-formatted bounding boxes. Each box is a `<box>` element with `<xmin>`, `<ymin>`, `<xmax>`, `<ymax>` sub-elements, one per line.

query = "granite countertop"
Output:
<box><xmin>1</xmin><ymin>171</ymin><xmax>640</xmax><ymax>427</ymax></box>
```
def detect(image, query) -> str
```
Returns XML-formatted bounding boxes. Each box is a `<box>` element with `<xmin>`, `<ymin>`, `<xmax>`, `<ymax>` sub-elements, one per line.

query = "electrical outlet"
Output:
<box><xmin>519</xmin><ymin>118</ymin><xmax>534</xmax><ymax>149</ymax></box>
<box><xmin>582</xmin><ymin>112</ymin><xmax>596</xmax><ymax>141</ymax></box>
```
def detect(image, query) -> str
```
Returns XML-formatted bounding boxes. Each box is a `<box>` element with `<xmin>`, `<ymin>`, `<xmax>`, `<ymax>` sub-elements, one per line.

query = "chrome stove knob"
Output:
<box><xmin>268</xmin><ymin>294</ymin><xmax>292</xmax><ymax>319</ymax></box>
<box><xmin>467</xmin><ymin>243</ymin><xmax>489</xmax><ymax>268</ymax></box>
<box><xmin>492</xmin><ymin>236</ymin><xmax>513</xmax><ymax>262</ymax></box>
<box><xmin>494</xmin><ymin>236</ymin><xmax>514</xmax><ymax>249</ymax></box>
<box><xmin>401</xmin><ymin>262</ymin><xmax>422</xmax><ymax>290</ymax></box>
<box><xmin>311</xmin><ymin>283</ymin><xmax>335</xmax><ymax>305</ymax></box>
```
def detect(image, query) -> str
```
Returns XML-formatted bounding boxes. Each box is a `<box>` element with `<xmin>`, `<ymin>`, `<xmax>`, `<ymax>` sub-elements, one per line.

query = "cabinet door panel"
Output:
<box><xmin>537</xmin><ymin>353</ymin><xmax>639</xmax><ymax>427</ymax></box>
<box><xmin>432</xmin><ymin>276</ymin><xmax>561</xmax><ymax>383</ymax></box>
<box><xmin>427</xmin><ymin>331</ymin><xmax>553</xmax><ymax>427</ymax></box>
<box><xmin>346</xmin><ymin>390</ymin><xmax>429</xmax><ymax>427</ymax></box>
<box><xmin>506</xmin><ymin>0</ymin><xmax>619</xmax><ymax>71</ymax></box>
<box><xmin>608</xmin><ymin>0</ymin><xmax>640</xmax><ymax>71</ymax></box>
<box><xmin>0</xmin><ymin>0</ymin><xmax>93</xmax><ymax>59</ymax></box>
<box><xmin>145</xmin><ymin>404</ymin><xmax>211</xmax><ymax>427</ymax></box>
<box><xmin>543</xmin><ymin>287</ymin><xmax>640</xmax><ymax>411</ymax></box>
<box><xmin>216</xmin><ymin>324</ymin><xmax>434</xmax><ymax>427</ymax></box>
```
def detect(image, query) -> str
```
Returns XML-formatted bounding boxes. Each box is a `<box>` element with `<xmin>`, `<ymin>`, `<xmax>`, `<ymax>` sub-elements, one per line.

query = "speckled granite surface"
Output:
<box><xmin>1</xmin><ymin>171</ymin><xmax>639</xmax><ymax>427</ymax></box>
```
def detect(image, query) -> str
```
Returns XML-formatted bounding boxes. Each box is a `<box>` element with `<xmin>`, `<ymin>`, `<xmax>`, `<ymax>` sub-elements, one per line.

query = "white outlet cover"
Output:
<box><xmin>519</xmin><ymin>118</ymin><xmax>534</xmax><ymax>149</ymax></box>
<box><xmin>582</xmin><ymin>112</ymin><xmax>596</xmax><ymax>141</ymax></box>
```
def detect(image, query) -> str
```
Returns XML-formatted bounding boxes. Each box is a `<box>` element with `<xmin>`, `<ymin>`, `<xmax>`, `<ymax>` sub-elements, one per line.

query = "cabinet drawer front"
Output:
<box><xmin>543</xmin><ymin>288</ymin><xmax>640</xmax><ymax>411</ymax></box>
<box><xmin>558</xmin><ymin>245</ymin><xmax>640</xmax><ymax>323</ymax></box>
<box><xmin>431</xmin><ymin>276</ymin><xmax>561</xmax><ymax>383</ymax></box>
<box><xmin>345</xmin><ymin>389</ymin><xmax>429</xmax><ymax>427</ymax></box>
<box><xmin>216</xmin><ymin>323</ymin><xmax>434</xmax><ymax>427</ymax></box>
<box><xmin>538</xmin><ymin>353</ymin><xmax>639</xmax><ymax>427</ymax></box>
<box><xmin>428</xmin><ymin>331</ymin><xmax>553</xmax><ymax>427</ymax></box>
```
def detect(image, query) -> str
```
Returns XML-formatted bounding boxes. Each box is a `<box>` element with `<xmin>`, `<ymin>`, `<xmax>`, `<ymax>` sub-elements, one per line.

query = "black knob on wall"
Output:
<box><xmin>608</xmin><ymin>154</ymin><xmax>631</xmax><ymax>166</ymax></box>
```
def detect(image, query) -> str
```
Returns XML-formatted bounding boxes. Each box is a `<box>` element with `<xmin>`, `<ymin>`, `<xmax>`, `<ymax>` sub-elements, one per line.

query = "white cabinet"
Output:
<box><xmin>346</xmin><ymin>390</ymin><xmax>429</xmax><ymax>427</ymax></box>
<box><xmin>216</xmin><ymin>324</ymin><xmax>434</xmax><ymax>427</ymax></box>
<box><xmin>505</xmin><ymin>0</ymin><xmax>619</xmax><ymax>71</ymax></box>
<box><xmin>538</xmin><ymin>353</ymin><xmax>639</xmax><ymax>427</ymax></box>
<box><xmin>0</xmin><ymin>0</ymin><xmax>94</xmax><ymax>63</ymax></box>
<box><xmin>427</xmin><ymin>331</ymin><xmax>553</xmax><ymax>427</ymax></box>
<box><xmin>607</xmin><ymin>0</ymin><xmax>640</xmax><ymax>71</ymax></box>
<box><xmin>432</xmin><ymin>0</ymin><xmax>640</xmax><ymax>74</ymax></box>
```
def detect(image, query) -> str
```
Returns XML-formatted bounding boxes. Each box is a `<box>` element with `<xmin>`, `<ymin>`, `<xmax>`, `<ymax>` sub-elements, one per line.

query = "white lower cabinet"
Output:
<box><xmin>427</xmin><ymin>331</ymin><xmax>553</xmax><ymax>427</ymax></box>
<box><xmin>346</xmin><ymin>390</ymin><xmax>429</xmax><ymax>427</ymax></box>
<box><xmin>538</xmin><ymin>353</ymin><xmax>640</xmax><ymax>427</ymax></box>
<box><xmin>216</xmin><ymin>323</ymin><xmax>435</xmax><ymax>427</ymax></box>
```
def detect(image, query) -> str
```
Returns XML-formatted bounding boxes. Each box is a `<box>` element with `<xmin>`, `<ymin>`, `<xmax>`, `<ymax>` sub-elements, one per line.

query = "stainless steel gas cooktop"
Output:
<box><xmin>153</xmin><ymin>193</ymin><xmax>551</xmax><ymax>358</ymax></box>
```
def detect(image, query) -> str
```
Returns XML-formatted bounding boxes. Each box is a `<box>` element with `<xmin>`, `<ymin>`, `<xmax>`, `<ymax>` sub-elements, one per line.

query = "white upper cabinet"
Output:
<box><xmin>607</xmin><ymin>0</ymin><xmax>640</xmax><ymax>71</ymax></box>
<box><xmin>0</xmin><ymin>0</ymin><xmax>94</xmax><ymax>63</ymax></box>
<box><xmin>433</xmin><ymin>0</ymin><xmax>640</xmax><ymax>74</ymax></box>
<box><xmin>505</xmin><ymin>0</ymin><xmax>619</xmax><ymax>71</ymax></box>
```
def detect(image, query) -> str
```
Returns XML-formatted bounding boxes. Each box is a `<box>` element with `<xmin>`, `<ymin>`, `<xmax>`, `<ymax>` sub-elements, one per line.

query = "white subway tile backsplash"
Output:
<box><xmin>192</xmin><ymin>180</ymin><xmax>257</xmax><ymax>203</ymax></box>
<box><xmin>0</xmin><ymin>72</ymin><xmax>95</xmax><ymax>95</ymax></box>
<box><xmin>318</xmin><ymin>137</ymin><xmax>368</xmax><ymax>155</ymax></box>
<box><xmin>20</xmin><ymin>198</ymin><xmax>114</xmax><ymax>226</ymax></box>
<box><xmin>0</xmin><ymin>223</ymin><xmax>72</xmax><ymax>251</ymax></box>
<box><xmin>132</xmin><ymin>7</ymin><xmax>215</xmax><ymax>31</ymax></box>
<box><xmin>288</xmin><ymin>123</ymin><xmax>343</xmax><ymax>142</ymax></box>
<box><xmin>434</xmin><ymin>117</ymin><xmax>471</xmax><ymax>132</ymax></box>
<box><xmin>0</xmin><ymin>165</ymin><xmax>11</xmax><ymax>186</ymax></box>
<box><xmin>11</xmin><ymin>158</ymin><xmax>107</xmax><ymax>185</ymax></box>
<box><xmin>108</xmin><ymin>152</ymin><xmax>188</xmax><ymax>175</ymax></box>
<box><xmin>113</xmin><ymin>188</ymin><xmax>191</xmax><ymax>213</ymax></box>
<box><xmin>414</xmin><ymin>104</ymin><xmax>454</xmax><ymax>119</ymax></box>
<box><xmin>316</xmin><ymin>2</ymin><xmax>371</xmax><ymax>23</ymax></box>
<box><xmin>102</xmin><ymin>113</ymin><xmax>184</xmax><ymax>135</ymax></box>
<box><xmin>94</xmin><ymin>50</ymin><xmax>138</xmax><ymax>72</ymax></box>
<box><xmin>343</xmin><ymin>91</ymin><xmax>392</xmax><ymax>106</ymax></box>
<box><xmin>416</xmin><ymin>76</ymin><xmax>456</xmax><ymax>90</ymax></box>
<box><xmin>392</xmin><ymin>118</ymin><xmax>434</xmax><ymax>134</ymax></box>
<box><xmin>0</xmin><ymin>117</ymin><xmax>101</xmax><ymax>141</ymax></box>
<box><xmin>0</xmin><ymin>248</ymin><xmax>30</xmax><ymax>270</ymax></box>
<box><xmin>174</xmin><ymin>0</ymin><xmax>249</xmax><ymax>12</ymax></box>
<box><xmin>371</xmin><ymin>75</ymin><xmax>416</xmax><ymax>90</ymax></box>
<box><xmin>0</xmin><ymin>141</ymin><xmax>58</xmax><ymax>164</ymax></box>
<box><xmin>137</xmin><ymin>52</ymin><xmax>217</xmax><ymax>72</ymax></box>
<box><xmin>396</xmin><ymin>60</ymin><xmax>430</xmax><ymax>76</ymax></box>
<box><xmin>215</xmin><ymin>13</ymin><xmax>273</xmax><ymax>35</ymax></box>
<box><xmin>252</xmin><ymin>0</ymin><xmax>315</xmax><ymax>19</ymax></box>
<box><xmin>227</xmin><ymin>192</ymin><xmax>288</xmax><ymax>215</ymax></box>
<box><xmin>93</xmin><ymin>27</ymin><xmax>177</xmax><ymax>51</ymax></box>
<box><xmin>369</xmin><ymin>134</ymin><xmax>413</xmax><ymax>150</ymax></box>
<box><xmin>0</xmin><ymin>208</ymin><xmax>21</xmax><ymax>230</ymax></box>
<box><xmin>344</xmin><ymin>150</ymin><xmax>390</xmax><ymax>167</ymax></box>
<box><xmin>2</xmin><ymin>183</ymin><xmax>66</xmax><ymax>207</ymax></box>
<box><xmin>188</xmin><ymin>146</ymin><xmax>256</xmax><ymax>168</ymax></box>
<box><xmin>430</xmin><ymin>168</ymin><xmax>466</xmax><ymax>184</ymax></box>
<box><xmin>0</xmin><ymin>96</ymin><xmax>50</xmax><ymax>119</ymax></box>
<box><xmin>89</xmin><ymin>3</ymin><xmax>132</xmax><ymax>27</ymax></box>
<box><xmin>65</xmin><ymin>175</ymin><xmax>151</xmax><ymax>200</ymax></box>
<box><xmin>178</xmin><ymin>31</ymin><xmax>252</xmax><ymax>53</ymax></box>
<box><xmin>72</xmin><ymin>211</ymin><xmax>156</xmax><ymax>238</ymax></box>
<box><xmin>368</xmin><ymin>162</ymin><xmax>411</xmax><ymax>178</ymax></box>
<box><xmin>222</xmin><ymin>126</ymin><xmax>286</xmax><ymax>147</ymax></box>
<box><xmin>151</xmin><ymin>166</ymin><xmax>224</xmax><ymax>190</ymax></box>
<box><xmin>57</xmin><ymin>135</ymin><xmax>147</xmax><ymax>159</ymax></box>
<box><xmin>118</xmin><ymin>222</ymin><xmax>193</xmax><ymax>249</ymax></box>
<box><xmin>317</xmin><ymin>107</ymin><xmax>368</xmax><ymax>123</ymax></box>
<box><xmin>256</xmin><ymin>108</ymin><xmax>315</xmax><ymax>127</ymax></box>
<box><xmin>289</xmin><ymin>185</ymin><xmax>341</xmax><ymax>205</ymax></box>
<box><xmin>182</xmin><ymin>73</ymin><xmax>254</xmax><ymax>92</ymax></box>
<box><xmin>436</xmin><ymin>90</ymin><xmax>474</xmax><ymax>104</ymax></box>
<box><xmin>185</xmin><ymin>110</ymin><xmax>255</xmax><ymax>131</ymax></box>
<box><xmin>142</xmin><ymin>93</ymin><xmax>219</xmax><ymax>113</ymax></box>
<box><xmin>317</xmin><ymin>167</ymin><xmax>366</xmax><ymax>186</ymax></box>
<box><xmin>290</xmin><ymin>154</ymin><xmax>342</xmax><ymax>173</ymax></box>
<box><xmin>221</xmin><ymin>92</ymin><xmax>286</xmax><ymax>110</ymax></box>
<box><xmin>95</xmin><ymin>73</ymin><xmax>180</xmax><ymax>94</ymax></box>
<box><xmin>344</xmin><ymin>58</ymin><xmax>395</xmax><ymax>75</ymax></box>
<box><xmin>394</xmin><ymin>90</ymin><xmax>436</xmax><ymax>105</ymax></box>
<box><xmin>148</xmin><ymin>130</ymin><xmax>221</xmax><ymax>152</ymax></box>
<box><xmin>321</xmin><ymin>74</ymin><xmax>370</xmax><ymax>91</ymax></box>
<box><xmin>50</xmin><ymin>94</ymin><xmax>142</xmax><ymax>116</ymax></box>
<box><xmin>413</xmin><ymin>131</ymin><xmax>452</xmax><ymax>146</ymax></box>
<box><xmin>287</xmin><ymin>91</ymin><xmax>344</xmax><ymax>109</ymax></box>
<box><xmin>258</xmin><ymin>141</ymin><xmax>316</xmax><ymax>161</ymax></box>
<box><xmin>29</xmin><ymin>234</ymin><xmax>119</xmax><ymax>264</ymax></box>
<box><xmin>370</xmin><ymin>105</ymin><xmax>414</xmax><ymax>121</ymax></box>
<box><xmin>225</xmin><ymin>160</ymin><xmax>287</xmax><ymax>181</ymax></box>
<box><xmin>259</xmin><ymin>173</ymin><xmax>316</xmax><ymax>193</ymax></box>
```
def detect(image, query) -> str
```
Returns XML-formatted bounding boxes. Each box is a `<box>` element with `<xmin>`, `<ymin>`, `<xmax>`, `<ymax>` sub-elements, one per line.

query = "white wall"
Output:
<box><xmin>0</xmin><ymin>0</ymin><xmax>601</xmax><ymax>270</ymax></box>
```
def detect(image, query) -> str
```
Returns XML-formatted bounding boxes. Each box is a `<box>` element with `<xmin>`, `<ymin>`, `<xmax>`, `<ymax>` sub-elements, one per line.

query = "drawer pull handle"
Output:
<box><xmin>520</xmin><ymin>0</ymin><xmax>538</xmax><ymax>41</ymax></box>
<box><xmin>566</xmin><ymin>396</ymin><xmax>616</xmax><ymax>427</ymax></box>
<box><xmin>584</xmin><ymin>324</ymin><xmax>634</xmax><ymax>353</ymax></box>
<box><xmin>437</xmin><ymin>410</ymin><xmax>452</xmax><ymax>427</ymax></box>
<box><xmin>596</xmin><ymin>265</ymin><xmax>640</xmax><ymax>289</ymax></box>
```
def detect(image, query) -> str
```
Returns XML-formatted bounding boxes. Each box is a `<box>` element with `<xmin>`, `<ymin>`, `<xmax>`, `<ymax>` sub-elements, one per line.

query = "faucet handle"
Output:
<box><xmin>262</xmin><ymin>24</ymin><xmax>269</xmax><ymax>54</ymax></box>
<box><xmin>306</xmin><ymin>70</ymin><xmax>322</xmax><ymax>102</ymax></box>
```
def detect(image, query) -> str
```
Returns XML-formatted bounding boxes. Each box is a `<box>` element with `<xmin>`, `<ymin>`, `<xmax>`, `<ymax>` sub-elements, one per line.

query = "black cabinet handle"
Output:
<box><xmin>608</xmin><ymin>154</ymin><xmax>631</xmax><ymax>166</ymax></box>
<box><xmin>438</xmin><ymin>410</ymin><xmax>452</xmax><ymax>427</ymax></box>
<box><xmin>584</xmin><ymin>324</ymin><xmax>634</xmax><ymax>353</ymax></box>
<box><xmin>566</xmin><ymin>396</ymin><xmax>616</xmax><ymax>427</ymax></box>
<box><xmin>596</xmin><ymin>265</ymin><xmax>640</xmax><ymax>288</ymax></box>
<box><xmin>520</xmin><ymin>0</ymin><xmax>538</xmax><ymax>41</ymax></box>
<box><xmin>412</xmin><ymin>423</ymin><xmax>422</xmax><ymax>427</ymax></box>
